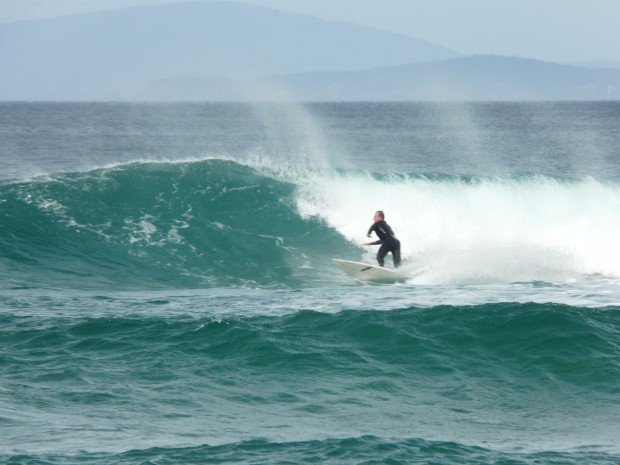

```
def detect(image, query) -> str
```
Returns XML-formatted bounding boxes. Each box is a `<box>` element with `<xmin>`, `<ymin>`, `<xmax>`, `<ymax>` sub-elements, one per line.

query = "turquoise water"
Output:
<box><xmin>1</xmin><ymin>103</ymin><xmax>619</xmax><ymax>464</ymax></box>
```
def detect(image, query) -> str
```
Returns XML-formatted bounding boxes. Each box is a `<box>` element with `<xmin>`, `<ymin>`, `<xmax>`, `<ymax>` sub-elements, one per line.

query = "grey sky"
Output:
<box><xmin>2</xmin><ymin>0</ymin><xmax>620</xmax><ymax>63</ymax></box>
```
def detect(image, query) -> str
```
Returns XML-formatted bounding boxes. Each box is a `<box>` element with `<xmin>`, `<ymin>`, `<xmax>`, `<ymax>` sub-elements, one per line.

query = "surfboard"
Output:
<box><xmin>332</xmin><ymin>259</ymin><xmax>408</xmax><ymax>284</ymax></box>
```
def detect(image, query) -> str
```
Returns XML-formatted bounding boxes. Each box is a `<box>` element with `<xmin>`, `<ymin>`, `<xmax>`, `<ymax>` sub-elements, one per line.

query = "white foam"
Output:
<box><xmin>292</xmin><ymin>170</ymin><xmax>620</xmax><ymax>284</ymax></box>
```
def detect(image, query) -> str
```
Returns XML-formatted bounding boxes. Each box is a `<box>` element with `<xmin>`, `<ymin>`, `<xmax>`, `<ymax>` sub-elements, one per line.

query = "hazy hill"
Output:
<box><xmin>577</xmin><ymin>60</ymin><xmax>620</xmax><ymax>71</ymax></box>
<box><xmin>268</xmin><ymin>55</ymin><xmax>620</xmax><ymax>101</ymax></box>
<box><xmin>147</xmin><ymin>55</ymin><xmax>620</xmax><ymax>101</ymax></box>
<box><xmin>0</xmin><ymin>0</ymin><xmax>458</xmax><ymax>100</ymax></box>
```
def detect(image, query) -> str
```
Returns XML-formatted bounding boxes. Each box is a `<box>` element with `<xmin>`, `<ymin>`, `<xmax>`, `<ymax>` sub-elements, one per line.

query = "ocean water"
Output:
<box><xmin>0</xmin><ymin>102</ymin><xmax>619</xmax><ymax>465</ymax></box>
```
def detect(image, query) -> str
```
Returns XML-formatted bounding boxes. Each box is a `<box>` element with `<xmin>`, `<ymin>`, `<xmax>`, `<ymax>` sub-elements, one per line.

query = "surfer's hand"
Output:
<box><xmin>362</xmin><ymin>242</ymin><xmax>370</xmax><ymax>246</ymax></box>
<box><xmin>366</xmin><ymin>234</ymin><xmax>371</xmax><ymax>238</ymax></box>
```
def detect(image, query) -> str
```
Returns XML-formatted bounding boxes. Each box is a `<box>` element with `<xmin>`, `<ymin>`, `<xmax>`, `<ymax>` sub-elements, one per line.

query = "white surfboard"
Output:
<box><xmin>332</xmin><ymin>259</ymin><xmax>408</xmax><ymax>284</ymax></box>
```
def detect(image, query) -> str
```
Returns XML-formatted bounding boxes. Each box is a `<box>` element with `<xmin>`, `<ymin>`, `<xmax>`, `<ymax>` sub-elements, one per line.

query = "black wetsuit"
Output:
<box><xmin>367</xmin><ymin>220</ymin><xmax>401</xmax><ymax>268</ymax></box>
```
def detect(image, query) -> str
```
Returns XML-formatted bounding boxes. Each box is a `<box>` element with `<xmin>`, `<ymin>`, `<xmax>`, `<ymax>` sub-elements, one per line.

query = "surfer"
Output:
<box><xmin>363</xmin><ymin>211</ymin><xmax>401</xmax><ymax>268</ymax></box>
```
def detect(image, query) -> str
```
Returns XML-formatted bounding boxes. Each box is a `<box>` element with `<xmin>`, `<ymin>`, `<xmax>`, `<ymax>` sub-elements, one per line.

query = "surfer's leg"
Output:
<box><xmin>392</xmin><ymin>240</ymin><xmax>401</xmax><ymax>268</ymax></box>
<box><xmin>377</xmin><ymin>243</ymin><xmax>388</xmax><ymax>267</ymax></box>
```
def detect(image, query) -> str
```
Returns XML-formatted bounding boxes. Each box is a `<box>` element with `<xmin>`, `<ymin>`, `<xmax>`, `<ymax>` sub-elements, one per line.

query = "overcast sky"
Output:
<box><xmin>2</xmin><ymin>0</ymin><xmax>619</xmax><ymax>64</ymax></box>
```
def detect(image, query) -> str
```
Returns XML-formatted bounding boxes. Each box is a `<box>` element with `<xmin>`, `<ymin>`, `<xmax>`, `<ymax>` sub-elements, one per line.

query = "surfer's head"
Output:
<box><xmin>373</xmin><ymin>211</ymin><xmax>384</xmax><ymax>222</ymax></box>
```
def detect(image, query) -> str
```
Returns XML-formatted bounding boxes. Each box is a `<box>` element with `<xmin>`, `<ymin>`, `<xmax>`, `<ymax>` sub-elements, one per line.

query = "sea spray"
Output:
<box><xmin>292</xmin><ymin>170</ymin><xmax>620</xmax><ymax>283</ymax></box>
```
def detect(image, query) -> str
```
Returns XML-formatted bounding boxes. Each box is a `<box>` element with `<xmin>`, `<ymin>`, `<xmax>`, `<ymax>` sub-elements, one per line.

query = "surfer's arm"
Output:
<box><xmin>363</xmin><ymin>239</ymin><xmax>383</xmax><ymax>246</ymax></box>
<box><xmin>367</xmin><ymin>224</ymin><xmax>376</xmax><ymax>237</ymax></box>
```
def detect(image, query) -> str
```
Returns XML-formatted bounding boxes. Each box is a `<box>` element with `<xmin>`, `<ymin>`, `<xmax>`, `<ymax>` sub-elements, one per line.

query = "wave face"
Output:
<box><xmin>1</xmin><ymin>301</ymin><xmax>619</xmax><ymax>459</ymax></box>
<box><xmin>0</xmin><ymin>159</ymin><xmax>355</xmax><ymax>289</ymax></box>
<box><xmin>2</xmin><ymin>158</ymin><xmax>620</xmax><ymax>289</ymax></box>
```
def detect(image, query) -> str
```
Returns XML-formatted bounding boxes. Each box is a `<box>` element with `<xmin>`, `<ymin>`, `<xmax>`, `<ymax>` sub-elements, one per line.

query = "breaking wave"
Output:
<box><xmin>2</xmin><ymin>158</ymin><xmax>620</xmax><ymax>289</ymax></box>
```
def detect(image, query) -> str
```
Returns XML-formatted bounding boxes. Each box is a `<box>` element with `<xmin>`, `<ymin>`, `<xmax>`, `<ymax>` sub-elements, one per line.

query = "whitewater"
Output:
<box><xmin>0</xmin><ymin>102</ymin><xmax>619</xmax><ymax>465</ymax></box>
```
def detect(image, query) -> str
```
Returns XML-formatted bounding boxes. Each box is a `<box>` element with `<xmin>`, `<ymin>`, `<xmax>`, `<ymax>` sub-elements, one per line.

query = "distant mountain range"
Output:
<box><xmin>145</xmin><ymin>55</ymin><xmax>620</xmax><ymax>101</ymax></box>
<box><xmin>1</xmin><ymin>1</ymin><xmax>619</xmax><ymax>101</ymax></box>
<box><xmin>272</xmin><ymin>55</ymin><xmax>620</xmax><ymax>101</ymax></box>
<box><xmin>577</xmin><ymin>60</ymin><xmax>620</xmax><ymax>71</ymax></box>
<box><xmin>0</xmin><ymin>0</ymin><xmax>457</xmax><ymax>100</ymax></box>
